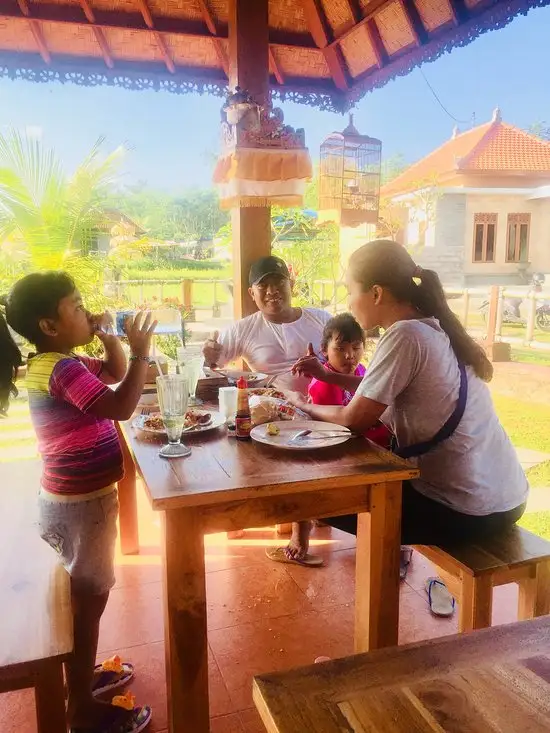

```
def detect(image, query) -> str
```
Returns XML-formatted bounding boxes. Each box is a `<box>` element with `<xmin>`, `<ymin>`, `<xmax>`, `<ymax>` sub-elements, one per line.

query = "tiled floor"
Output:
<box><xmin>2</xmin><ymin>483</ymin><xmax>520</xmax><ymax>733</ymax></box>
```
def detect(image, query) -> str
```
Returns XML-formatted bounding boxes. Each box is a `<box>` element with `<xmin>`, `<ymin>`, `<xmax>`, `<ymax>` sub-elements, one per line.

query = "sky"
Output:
<box><xmin>1</xmin><ymin>4</ymin><xmax>550</xmax><ymax>193</ymax></box>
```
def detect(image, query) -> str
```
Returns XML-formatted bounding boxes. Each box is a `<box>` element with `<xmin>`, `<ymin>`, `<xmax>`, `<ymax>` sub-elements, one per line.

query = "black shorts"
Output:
<box><xmin>323</xmin><ymin>480</ymin><xmax>526</xmax><ymax>546</ymax></box>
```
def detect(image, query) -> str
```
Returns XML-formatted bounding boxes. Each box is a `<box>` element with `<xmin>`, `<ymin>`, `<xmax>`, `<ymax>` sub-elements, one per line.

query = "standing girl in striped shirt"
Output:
<box><xmin>0</xmin><ymin>272</ymin><xmax>155</xmax><ymax>733</ymax></box>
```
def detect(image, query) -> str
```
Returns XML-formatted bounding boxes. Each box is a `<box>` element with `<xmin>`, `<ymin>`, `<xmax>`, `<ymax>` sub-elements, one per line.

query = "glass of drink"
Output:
<box><xmin>156</xmin><ymin>375</ymin><xmax>191</xmax><ymax>458</ymax></box>
<box><xmin>176</xmin><ymin>347</ymin><xmax>204</xmax><ymax>406</ymax></box>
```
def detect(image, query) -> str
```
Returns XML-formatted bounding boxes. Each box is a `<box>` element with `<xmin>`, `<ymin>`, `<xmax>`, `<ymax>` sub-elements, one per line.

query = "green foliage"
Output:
<box><xmin>0</xmin><ymin>130</ymin><xmax>125</xmax><ymax>269</ymax></box>
<box><xmin>126</xmin><ymin>257</ymin><xmax>225</xmax><ymax>274</ymax></box>
<box><xmin>109</xmin><ymin>185</ymin><xmax>229</xmax><ymax>242</ymax></box>
<box><xmin>528</xmin><ymin>122</ymin><xmax>550</xmax><ymax>141</ymax></box>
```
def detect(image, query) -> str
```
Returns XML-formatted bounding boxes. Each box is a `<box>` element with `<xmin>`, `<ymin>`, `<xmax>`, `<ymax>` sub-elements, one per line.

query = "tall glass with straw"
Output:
<box><xmin>156</xmin><ymin>375</ymin><xmax>191</xmax><ymax>458</ymax></box>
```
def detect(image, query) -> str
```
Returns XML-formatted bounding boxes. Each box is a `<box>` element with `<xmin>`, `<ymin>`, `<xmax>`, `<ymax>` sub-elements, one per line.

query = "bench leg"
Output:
<box><xmin>459</xmin><ymin>575</ymin><xmax>493</xmax><ymax>632</ymax></box>
<box><xmin>518</xmin><ymin>560</ymin><xmax>550</xmax><ymax>620</ymax></box>
<box><xmin>35</xmin><ymin>661</ymin><xmax>67</xmax><ymax>733</ymax></box>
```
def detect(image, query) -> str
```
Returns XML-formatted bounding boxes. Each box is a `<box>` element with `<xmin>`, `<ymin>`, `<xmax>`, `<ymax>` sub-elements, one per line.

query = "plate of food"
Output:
<box><xmin>247</xmin><ymin>387</ymin><xmax>286</xmax><ymax>400</ymax></box>
<box><xmin>133</xmin><ymin>409</ymin><xmax>225</xmax><ymax>436</ymax></box>
<box><xmin>251</xmin><ymin>420</ymin><xmax>352</xmax><ymax>451</ymax></box>
<box><xmin>249</xmin><ymin>396</ymin><xmax>309</xmax><ymax>426</ymax></box>
<box><xmin>216</xmin><ymin>369</ymin><xmax>267</xmax><ymax>385</ymax></box>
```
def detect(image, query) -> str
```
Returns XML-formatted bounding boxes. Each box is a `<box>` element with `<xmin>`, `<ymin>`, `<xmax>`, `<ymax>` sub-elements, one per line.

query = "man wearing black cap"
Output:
<box><xmin>202</xmin><ymin>255</ymin><xmax>331</xmax><ymax>393</ymax></box>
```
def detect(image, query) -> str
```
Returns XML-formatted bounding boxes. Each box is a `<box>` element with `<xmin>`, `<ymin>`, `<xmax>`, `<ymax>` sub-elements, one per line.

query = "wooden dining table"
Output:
<box><xmin>117</xmin><ymin>420</ymin><xmax>418</xmax><ymax>733</ymax></box>
<box><xmin>253</xmin><ymin>616</ymin><xmax>550</xmax><ymax>733</ymax></box>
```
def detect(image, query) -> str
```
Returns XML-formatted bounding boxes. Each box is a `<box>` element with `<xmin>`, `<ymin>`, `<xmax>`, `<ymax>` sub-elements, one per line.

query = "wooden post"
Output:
<box><xmin>461</xmin><ymin>289</ymin><xmax>470</xmax><ymax>328</ymax></box>
<box><xmin>484</xmin><ymin>285</ymin><xmax>511</xmax><ymax>362</ymax></box>
<box><xmin>525</xmin><ymin>292</ymin><xmax>537</xmax><ymax>343</ymax></box>
<box><xmin>181</xmin><ymin>279</ymin><xmax>195</xmax><ymax>322</ymax></box>
<box><xmin>495</xmin><ymin>287</ymin><xmax>504</xmax><ymax>336</ymax></box>
<box><xmin>229</xmin><ymin>0</ymin><xmax>271</xmax><ymax>320</ymax></box>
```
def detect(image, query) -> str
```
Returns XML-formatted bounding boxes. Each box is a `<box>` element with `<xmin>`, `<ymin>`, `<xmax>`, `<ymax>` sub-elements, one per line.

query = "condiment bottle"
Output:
<box><xmin>235</xmin><ymin>376</ymin><xmax>252</xmax><ymax>440</ymax></box>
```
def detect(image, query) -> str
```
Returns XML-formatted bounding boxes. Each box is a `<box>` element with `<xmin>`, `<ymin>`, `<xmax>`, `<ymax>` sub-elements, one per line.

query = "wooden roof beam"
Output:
<box><xmin>269</xmin><ymin>47</ymin><xmax>284</xmax><ymax>85</ymax></box>
<box><xmin>400</xmin><ymin>0</ymin><xmax>429</xmax><ymax>46</ymax></box>
<box><xmin>0</xmin><ymin>2</ymin><xmax>315</xmax><ymax>49</ymax></box>
<box><xmin>136</xmin><ymin>0</ymin><xmax>175</xmax><ymax>73</ymax></box>
<box><xmin>196</xmin><ymin>0</ymin><xmax>228</xmax><ymax>77</ymax></box>
<box><xmin>300</xmin><ymin>0</ymin><xmax>349</xmax><ymax>91</ymax></box>
<box><xmin>448</xmin><ymin>0</ymin><xmax>469</xmax><ymax>25</ymax></box>
<box><xmin>329</xmin><ymin>0</ymin><xmax>393</xmax><ymax>47</ymax></box>
<box><xmin>366</xmin><ymin>19</ymin><xmax>389</xmax><ymax>68</ymax></box>
<box><xmin>16</xmin><ymin>0</ymin><xmax>50</xmax><ymax>64</ymax></box>
<box><xmin>77</xmin><ymin>0</ymin><xmax>114</xmax><ymax>68</ymax></box>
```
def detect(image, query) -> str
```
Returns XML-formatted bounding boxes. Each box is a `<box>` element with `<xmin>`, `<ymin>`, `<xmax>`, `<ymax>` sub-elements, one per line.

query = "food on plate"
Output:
<box><xmin>266</xmin><ymin>423</ymin><xmax>280</xmax><ymax>436</ymax></box>
<box><xmin>184</xmin><ymin>409</ymin><xmax>212</xmax><ymax>429</ymax></box>
<box><xmin>144</xmin><ymin>413</ymin><xmax>165</xmax><ymax>431</ymax></box>
<box><xmin>249</xmin><ymin>396</ymin><xmax>302</xmax><ymax>425</ymax></box>
<box><xmin>248</xmin><ymin>387</ymin><xmax>285</xmax><ymax>400</ymax></box>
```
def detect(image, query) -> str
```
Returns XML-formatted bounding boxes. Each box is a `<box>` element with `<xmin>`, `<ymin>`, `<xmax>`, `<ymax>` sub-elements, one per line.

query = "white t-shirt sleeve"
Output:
<box><xmin>356</xmin><ymin>324</ymin><xmax>421</xmax><ymax>406</ymax></box>
<box><xmin>217</xmin><ymin>319</ymin><xmax>250</xmax><ymax>367</ymax></box>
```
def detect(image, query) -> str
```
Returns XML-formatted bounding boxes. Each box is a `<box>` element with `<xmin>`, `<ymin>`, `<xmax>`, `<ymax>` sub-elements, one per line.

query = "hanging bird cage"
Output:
<box><xmin>319</xmin><ymin>115</ymin><xmax>382</xmax><ymax>227</ymax></box>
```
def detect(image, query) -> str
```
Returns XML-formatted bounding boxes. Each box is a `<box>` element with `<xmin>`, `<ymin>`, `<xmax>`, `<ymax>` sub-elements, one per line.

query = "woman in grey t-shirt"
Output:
<box><xmin>292</xmin><ymin>239</ymin><xmax>528</xmax><ymax>546</ymax></box>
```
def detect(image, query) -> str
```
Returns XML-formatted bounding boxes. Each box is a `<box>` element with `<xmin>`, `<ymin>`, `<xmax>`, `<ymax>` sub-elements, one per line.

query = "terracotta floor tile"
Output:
<box><xmin>492</xmin><ymin>583</ymin><xmax>519</xmax><ymax>626</ymax></box>
<box><xmin>206</xmin><ymin>562</ymin><xmax>313</xmax><ymax>631</ymax></box>
<box><xmin>0</xmin><ymin>688</ymin><xmax>36</xmax><ymax>733</ymax></box>
<box><xmin>283</xmin><ymin>548</ymin><xmax>357</xmax><ymax>608</ymax></box>
<box><xmin>402</xmin><ymin>550</ymin><xmax>438</xmax><ymax>593</ymax></box>
<box><xmin>98</xmin><ymin>581</ymin><xmax>164</xmax><ymax>654</ymax></box>
<box><xmin>211</xmin><ymin>712</ymin><xmax>246</xmax><ymax>733</ymax></box>
<box><xmin>240</xmin><ymin>707</ymin><xmax>268</xmax><ymax>733</ymax></box>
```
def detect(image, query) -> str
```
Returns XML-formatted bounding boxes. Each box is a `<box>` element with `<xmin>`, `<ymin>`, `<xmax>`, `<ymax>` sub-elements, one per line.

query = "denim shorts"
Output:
<box><xmin>38</xmin><ymin>488</ymin><xmax>119</xmax><ymax>595</ymax></box>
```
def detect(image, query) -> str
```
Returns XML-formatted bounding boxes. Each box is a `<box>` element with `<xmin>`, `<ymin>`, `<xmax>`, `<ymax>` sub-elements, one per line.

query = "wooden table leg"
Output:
<box><xmin>163</xmin><ymin>508</ymin><xmax>209</xmax><ymax>733</ymax></box>
<box><xmin>35</xmin><ymin>661</ymin><xmax>67</xmax><ymax>733</ymax></box>
<box><xmin>355</xmin><ymin>481</ymin><xmax>402</xmax><ymax>653</ymax></box>
<box><xmin>116</xmin><ymin>423</ymin><xmax>139</xmax><ymax>555</ymax></box>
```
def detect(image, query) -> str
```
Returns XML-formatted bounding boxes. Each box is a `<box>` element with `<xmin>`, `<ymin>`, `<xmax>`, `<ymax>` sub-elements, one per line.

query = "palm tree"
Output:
<box><xmin>0</xmin><ymin>129</ymin><xmax>126</xmax><ymax>304</ymax></box>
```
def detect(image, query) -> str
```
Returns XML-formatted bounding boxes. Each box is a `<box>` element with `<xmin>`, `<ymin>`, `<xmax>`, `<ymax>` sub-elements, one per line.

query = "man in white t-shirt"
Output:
<box><xmin>202</xmin><ymin>256</ymin><xmax>332</xmax><ymax>394</ymax></box>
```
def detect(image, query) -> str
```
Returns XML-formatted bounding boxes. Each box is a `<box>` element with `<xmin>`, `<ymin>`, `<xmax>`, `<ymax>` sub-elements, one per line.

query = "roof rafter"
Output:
<box><xmin>329</xmin><ymin>0</ymin><xmax>393</xmax><ymax>47</ymax></box>
<box><xmin>366</xmin><ymin>19</ymin><xmax>389</xmax><ymax>68</ymax></box>
<box><xmin>195</xmin><ymin>0</ymin><xmax>228</xmax><ymax>77</ymax></box>
<box><xmin>136</xmin><ymin>0</ymin><xmax>175</xmax><ymax>73</ymax></box>
<box><xmin>16</xmin><ymin>0</ymin><xmax>50</xmax><ymax>64</ymax></box>
<box><xmin>77</xmin><ymin>0</ymin><xmax>114</xmax><ymax>68</ymax></box>
<box><xmin>0</xmin><ymin>1</ymin><xmax>315</xmax><ymax>49</ymax></box>
<box><xmin>400</xmin><ymin>0</ymin><xmax>429</xmax><ymax>46</ymax></box>
<box><xmin>448</xmin><ymin>0</ymin><xmax>469</xmax><ymax>25</ymax></box>
<box><xmin>269</xmin><ymin>47</ymin><xmax>284</xmax><ymax>85</ymax></box>
<box><xmin>300</xmin><ymin>0</ymin><xmax>349</xmax><ymax>90</ymax></box>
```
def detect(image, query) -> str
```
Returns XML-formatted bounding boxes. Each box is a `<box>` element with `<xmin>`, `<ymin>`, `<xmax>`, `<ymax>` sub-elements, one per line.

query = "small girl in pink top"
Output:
<box><xmin>308</xmin><ymin>313</ymin><xmax>390</xmax><ymax>448</ymax></box>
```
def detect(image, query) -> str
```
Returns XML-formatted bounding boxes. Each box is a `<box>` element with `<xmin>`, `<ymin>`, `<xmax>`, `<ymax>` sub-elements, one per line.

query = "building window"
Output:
<box><xmin>473</xmin><ymin>213</ymin><xmax>497</xmax><ymax>263</ymax></box>
<box><xmin>506</xmin><ymin>213</ymin><xmax>530</xmax><ymax>263</ymax></box>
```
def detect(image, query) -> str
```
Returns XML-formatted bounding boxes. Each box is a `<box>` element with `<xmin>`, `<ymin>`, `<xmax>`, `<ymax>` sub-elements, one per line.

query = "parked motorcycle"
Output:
<box><xmin>479</xmin><ymin>273</ymin><xmax>550</xmax><ymax>330</ymax></box>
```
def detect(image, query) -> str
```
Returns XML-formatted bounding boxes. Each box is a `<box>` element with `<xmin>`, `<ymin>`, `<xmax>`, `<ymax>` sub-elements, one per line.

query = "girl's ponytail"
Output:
<box><xmin>348</xmin><ymin>240</ymin><xmax>493</xmax><ymax>382</ymax></box>
<box><xmin>0</xmin><ymin>296</ymin><xmax>22</xmax><ymax>415</ymax></box>
<box><xmin>411</xmin><ymin>268</ymin><xmax>493</xmax><ymax>382</ymax></box>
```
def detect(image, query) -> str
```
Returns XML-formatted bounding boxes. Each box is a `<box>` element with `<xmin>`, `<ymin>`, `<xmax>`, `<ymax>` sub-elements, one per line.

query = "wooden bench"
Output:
<box><xmin>416</xmin><ymin>525</ymin><xmax>550</xmax><ymax>632</ymax></box>
<box><xmin>0</xmin><ymin>476</ymin><xmax>73</xmax><ymax>733</ymax></box>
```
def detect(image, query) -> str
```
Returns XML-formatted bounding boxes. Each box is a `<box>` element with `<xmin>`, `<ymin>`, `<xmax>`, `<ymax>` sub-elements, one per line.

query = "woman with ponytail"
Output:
<box><xmin>292</xmin><ymin>240</ymin><xmax>528</xmax><ymax>547</ymax></box>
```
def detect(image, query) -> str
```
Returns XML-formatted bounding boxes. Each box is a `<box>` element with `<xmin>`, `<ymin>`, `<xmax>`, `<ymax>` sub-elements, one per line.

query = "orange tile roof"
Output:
<box><xmin>381</xmin><ymin>119</ymin><xmax>550</xmax><ymax>198</ymax></box>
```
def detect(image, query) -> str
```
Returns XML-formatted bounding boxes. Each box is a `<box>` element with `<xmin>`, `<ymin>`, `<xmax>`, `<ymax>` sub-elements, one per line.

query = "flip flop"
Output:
<box><xmin>266</xmin><ymin>546</ymin><xmax>324</xmax><ymax>567</ymax></box>
<box><xmin>425</xmin><ymin>577</ymin><xmax>456</xmax><ymax>617</ymax></box>
<box><xmin>400</xmin><ymin>546</ymin><xmax>413</xmax><ymax>581</ymax></box>
<box><xmin>70</xmin><ymin>703</ymin><xmax>152</xmax><ymax>733</ymax></box>
<box><xmin>93</xmin><ymin>656</ymin><xmax>135</xmax><ymax>697</ymax></box>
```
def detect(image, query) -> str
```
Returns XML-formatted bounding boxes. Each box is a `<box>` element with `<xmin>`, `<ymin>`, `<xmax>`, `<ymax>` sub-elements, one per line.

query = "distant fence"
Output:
<box><xmin>105</xmin><ymin>278</ymin><xmax>550</xmax><ymax>351</ymax></box>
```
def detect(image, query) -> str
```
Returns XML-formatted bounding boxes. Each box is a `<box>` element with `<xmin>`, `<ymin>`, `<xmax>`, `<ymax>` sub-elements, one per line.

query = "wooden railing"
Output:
<box><xmin>105</xmin><ymin>278</ymin><xmax>550</xmax><ymax>351</ymax></box>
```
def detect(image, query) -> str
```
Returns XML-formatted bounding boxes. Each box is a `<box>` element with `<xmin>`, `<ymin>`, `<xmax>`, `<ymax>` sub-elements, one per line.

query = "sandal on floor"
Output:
<box><xmin>70</xmin><ymin>703</ymin><xmax>152</xmax><ymax>733</ymax></box>
<box><xmin>93</xmin><ymin>656</ymin><xmax>135</xmax><ymax>697</ymax></box>
<box><xmin>266</xmin><ymin>546</ymin><xmax>324</xmax><ymax>567</ymax></box>
<box><xmin>425</xmin><ymin>577</ymin><xmax>455</xmax><ymax>617</ymax></box>
<box><xmin>400</xmin><ymin>546</ymin><xmax>413</xmax><ymax>581</ymax></box>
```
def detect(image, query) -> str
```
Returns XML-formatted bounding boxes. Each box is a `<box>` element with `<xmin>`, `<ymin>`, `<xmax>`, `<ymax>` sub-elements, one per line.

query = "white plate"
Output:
<box><xmin>133</xmin><ymin>410</ymin><xmax>226</xmax><ymax>436</ymax></box>
<box><xmin>220</xmin><ymin>370</ymin><xmax>267</xmax><ymax>385</ymax></box>
<box><xmin>250</xmin><ymin>420</ymin><xmax>351</xmax><ymax>451</ymax></box>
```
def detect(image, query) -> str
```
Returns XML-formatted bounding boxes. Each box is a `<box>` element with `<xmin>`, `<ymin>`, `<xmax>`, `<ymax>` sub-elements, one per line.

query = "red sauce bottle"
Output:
<box><xmin>235</xmin><ymin>376</ymin><xmax>252</xmax><ymax>440</ymax></box>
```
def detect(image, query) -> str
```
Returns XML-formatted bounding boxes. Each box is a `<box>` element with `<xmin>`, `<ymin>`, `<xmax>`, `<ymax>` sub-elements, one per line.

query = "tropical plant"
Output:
<box><xmin>0</xmin><ymin>130</ymin><xmax>125</xmax><ymax>269</ymax></box>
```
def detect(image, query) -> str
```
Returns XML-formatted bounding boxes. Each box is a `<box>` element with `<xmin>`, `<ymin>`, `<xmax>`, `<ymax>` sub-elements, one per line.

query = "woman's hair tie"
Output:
<box><xmin>412</xmin><ymin>265</ymin><xmax>423</xmax><ymax>285</ymax></box>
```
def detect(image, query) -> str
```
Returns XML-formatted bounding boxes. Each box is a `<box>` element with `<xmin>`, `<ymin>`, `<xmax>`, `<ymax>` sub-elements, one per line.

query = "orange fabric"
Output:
<box><xmin>213</xmin><ymin>148</ymin><xmax>312</xmax><ymax>184</ymax></box>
